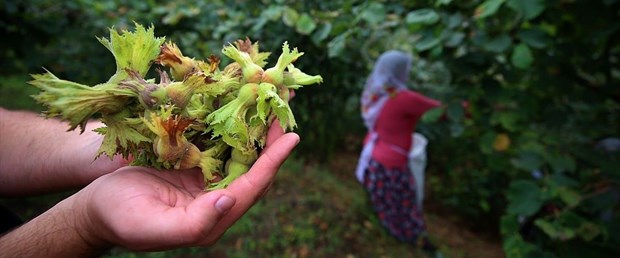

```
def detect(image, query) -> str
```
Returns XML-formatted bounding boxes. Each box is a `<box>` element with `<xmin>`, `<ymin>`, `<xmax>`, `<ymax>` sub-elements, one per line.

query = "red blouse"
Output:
<box><xmin>364</xmin><ymin>90</ymin><xmax>440</xmax><ymax>169</ymax></box>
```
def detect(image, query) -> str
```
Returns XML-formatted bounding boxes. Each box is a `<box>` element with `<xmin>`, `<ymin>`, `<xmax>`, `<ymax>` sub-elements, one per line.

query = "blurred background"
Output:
<box><xmin>1</xmin><ymin>0</ymin><xmax>619</xmax><ymax>257</ymax></box>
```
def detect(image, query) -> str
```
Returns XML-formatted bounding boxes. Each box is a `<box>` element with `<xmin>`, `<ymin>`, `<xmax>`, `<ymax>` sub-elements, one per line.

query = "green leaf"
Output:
<box><xmin>506</xmin><ymin>179</ymin><xmax>543</xmax><ymax>216</ymax></box>
<box><xmin>253</xmin><ymin>6</ymin><xmax>284</xmax><ymax>31</ymax></box>
<box><xmin>578</xmin><ymin>222</ymin><xmax>602</xmax><ymax>241</ymax></box>
<box><xmin>507</xmin><ymin>0</ymin><xmax>545</xmax><ymax>20</ymax></box>
<box><xmin>262</xmin><ymin>5</ymin><xmax>283</xmax><ymax>21</ymax></box>
<box><xmin>327</xmin><ymin>32</ymin><xmax>347</xmax><ymax>58</ymax></box>
<box><xmin>95</xmin><ymin>110</ymin><xmax>151</xmax><ymax>159</ymax></box>
<box><xmin>480</xmin><ymin>199</ymin><xmax>491</xmax><ymax>212</ymax></box>
<box><xmin>498</xmin><ymin>112</ymin><xmax>519</xmax><ymax>131</ymax></box>
<box><xmin>518</xmin><ymin>28</ymin><xmax>551</xmax><ymax>49</ymax></box>
<box><xmin>251</xmin><ymin>17</ymin><xmax>269</xmax><ymax>32</ymax></box>
<box><xmin>95</xmin><ymin>124</ymin><xmax>151</xmax><ymax>159</ymax></box>
<box><xmin>450</xmin><ymin>123</ymin><xmax>464</xmax><ymax>137</ymax></box>
<box><xmin>405</xmin><ymin>9</ymin><xmax>440</xmax><ymax>25</ymax></box>
<box><xmin>479</xmin><ymin>131</ymin><xmax>496</xmax><ymax>154</ymax></box>
<box><xmin>549</xmin><ymin>173</ymin><xmax>578</xmax><ymax>187</ymax></box>
<box><xmin>256</xmin><ymin>82</ymin><xmax>296</xmax><ymax>131</ymax></box>
<box><xmin>282</xmin><ymin>7</ymin><xmax>299</xmax><ymax>27</ymax></box>
<box><xmin>500</xmin><ymin>214</ymin><xmax>520</xmax><ymax>236</ymax></box>
<box><xmin>360</xmin><ymin>2</ymin><xmax>386</xmax><ymax>26</ymax></box>
<box><xmin>520</xmin><ymin>141</ymin><xmax>547</xmax><ymax>156</ymax></box>
<box><xmin>444</xmin><ymin>32</ymin><xmax>465</xmax><ymax>47</ymax></box>
<box><xmin>502</xmin><ymin>234</ymin><xmax>540</xmax><ymax>258</ymax></box>
<box><xmin>430</xmin><ymin>44</ymin><xmax>444</xmax><ymax>57</ymax></box>
<box><xmin>484</xmin><ymin>34</ymin><xmax>512</xmax><ymax>53</ymax></box>
<box><xmin>257</xmin><ymin>83</ymin><xmax>279</xmax><ymax>122</ymax></box>
<box><xmin>474</xmin><ymin>0</ymin><xmax>506</xmax><ymax>19</ymax></box>
<box><xmin>511</xmin><ymin>43</ymin><xmax>534</xmax><ymax>69</ymax></box>
<box><xmin>446</xmin><ymin>102</ymin><xmax>464</xmax><ymax>121</ymax></box>
<box><xmin>491</xmin><ymin>110</ymin><xmax>520</xmax><ymax>131</ymax></box>
<box><xmin>546</xmin><ymin>152</ymin><xmax>576</xmax><ymax>173</ymax></box>
<box><xmin>416</xmin><ymin>34</ymin><xmax>441</xmax><ymax>51</ymax></box>
<box><xmin>512</xmin><ymin>151</ymin><xmax>544</xmax><ymax>171</ymax></box>
<box><xmin>534</xmin><ymin>218</ymin><xmax>576</xmax><ymax>241</ymax></box>
<box><xmin>435</xmin><ymin>0</ymin><xmax>452</xmax><ymax>7</ymax></box>
<box><xmin>295</xmin><ymin>13</ymin><xmax>317</xmax><ymax>35</ymax></box>
<box><xmin>270</xmin><ymin>97</ymin><xmax>296</xmax><ymax>130</ymax></box>
<box><xmin>421</xmin><ymin>106</ymin><xmax>443</xmax><ymax>123</ymax></box>
<box><xmin>534</xmin><ymin>219</ymin><xmax>560</xmax><ymax>239</ymax></box>
<box><xmin>205</xmin><ymin>96</ymin><xmax>252</xmax><ymax>153</ymax></box>
<box><xmin>557</xmin><ymin>187</ymin><xmax>581</xmax><ymax>207</ymax></box>
<box><xmin>311</xmin><ymin>22</ymin><xmax>332</xmax><ymax>44</ymax></box>
<box><xmin>447</xmin><ymin>13</ymin><xmax>464</xmax><ymax>29</ymax></box>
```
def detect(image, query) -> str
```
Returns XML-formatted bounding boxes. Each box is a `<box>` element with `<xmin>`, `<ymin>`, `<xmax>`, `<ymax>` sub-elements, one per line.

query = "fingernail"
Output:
<box><xmin>291</xmin><ymin>133</ymin><xmax>300</xmax><ymax>144</ymax></box>
<box><xmin>215</xmin><ymin>195</ymin><xmax>234</xmax><ymax>214</ymax></box>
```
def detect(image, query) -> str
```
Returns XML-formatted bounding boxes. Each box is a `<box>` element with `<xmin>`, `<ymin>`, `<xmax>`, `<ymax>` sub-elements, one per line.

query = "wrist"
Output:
<box><xmin>0</xmin><ymin>189</ymin><xmax>112</xmax><ymax>257</ymax></box>
<box><xmin>62</xmin><ymin>123</ymin><xmax>125</xmax><ymax>185</ymax></box>
<box><xmin>64</xmin><ymin>188</ymin><xmax>113</xmax><ymax>252</ymax></box>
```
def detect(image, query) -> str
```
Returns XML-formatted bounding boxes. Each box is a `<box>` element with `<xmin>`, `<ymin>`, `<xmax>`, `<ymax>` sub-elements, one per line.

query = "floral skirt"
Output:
<box><xmin>363</xmin><ymin>158</ymin><xmax>427</xmax><ymax>244</ymax></box>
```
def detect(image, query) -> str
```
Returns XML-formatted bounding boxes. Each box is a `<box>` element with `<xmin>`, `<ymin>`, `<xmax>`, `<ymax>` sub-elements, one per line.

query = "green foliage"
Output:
<box><xmin>506</xmin><ymin>180</ymin><xmax>543</xmax><ymax>217</ymax></box>
<box><xmin>0</xmin><ymin>75</ymin><xmax>41</xmax><ymax>111</ymax></box>
<box><xmin>2</xmin><ymin>0</ymin><xmax>619</xmax><ymax>256</ymax></box>
<box><xmin>404</xmin><ymin>1</ymin><xmax>620</xmax><ymax>257</ymax></box>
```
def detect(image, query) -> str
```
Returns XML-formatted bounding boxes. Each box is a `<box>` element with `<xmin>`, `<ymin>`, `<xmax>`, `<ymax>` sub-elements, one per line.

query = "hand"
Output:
<box><xmin>71</xmin><ymin>122</ymin><xmax>299</xmax><ymax>251</ymax></box>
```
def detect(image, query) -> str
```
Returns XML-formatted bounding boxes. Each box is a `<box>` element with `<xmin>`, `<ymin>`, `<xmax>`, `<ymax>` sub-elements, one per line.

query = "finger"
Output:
<box><xmin>264</xmin><ymin>119</ymin><xmax>285</xmax><ymax>149</ymax></box>
<box><xmin>242</xmin><ymin>132</ymin><xmax>299</xmax><ymax>188</ymax></box>
<box><xmin>229</xmin><ymin>132</ymin><xmax>299</xmax><ymax>210</ymax></box>
<box><xmin>181</xmin><ymin>190</ymin><xmax>237</xmax><ymax>245</ymax></box>
<box><xmin>204</xmin><ymin>132</ymin><xmax>299</xmax><ymax>242</ymax></box>
<box><xmin>289</xmin><ymin>89</ymin><xmax>296</xmax><ymax>100</ymax></box>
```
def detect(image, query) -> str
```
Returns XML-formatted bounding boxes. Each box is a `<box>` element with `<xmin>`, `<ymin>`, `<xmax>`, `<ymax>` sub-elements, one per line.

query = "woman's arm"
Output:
<box><xmin>401</xmin><ymin>91</ymin><xmax>471</xmax><ymax>120</ymax></box>
<box><xmin>401</xmin><ymin>90</ymin><xmax>441</xmax><ymax>118</ymax></box>
<box><xmin>0</xmin><ymin>108</ymin><xmax>127</xmax><ymax>196</ymax></box>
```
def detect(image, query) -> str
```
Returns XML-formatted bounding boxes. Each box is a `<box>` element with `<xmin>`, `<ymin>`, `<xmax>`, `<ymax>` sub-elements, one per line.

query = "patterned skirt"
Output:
<box><xmin>363</xmin><ymin>158</ymin><xmax>427</xmax><ymax>244</ymax></box>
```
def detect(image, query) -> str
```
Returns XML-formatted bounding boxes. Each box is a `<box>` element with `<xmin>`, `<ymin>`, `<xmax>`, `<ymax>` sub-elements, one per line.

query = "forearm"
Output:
<box><xmin>0</xmin><ymin>195</ymin><xmax>108</xmax><ymax>257</ymax></box>
<box><xmin>0</xmin><ymin>108</ymin><xmax>110</xmax><ymax>196</ymax></box>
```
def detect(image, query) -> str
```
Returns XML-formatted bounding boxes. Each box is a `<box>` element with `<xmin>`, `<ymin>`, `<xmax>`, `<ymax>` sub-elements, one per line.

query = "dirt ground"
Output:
<box><xmin>327</xmin><ymin>150</ymin><xmax>506</xmax><ymax>258</ymax></box>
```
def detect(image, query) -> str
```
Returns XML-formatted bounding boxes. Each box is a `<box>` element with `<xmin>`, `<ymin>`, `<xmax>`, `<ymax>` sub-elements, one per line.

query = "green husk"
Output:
<box><xmin>29</xmin><ymin>23</ymin><xmax>322</xmax><ymax>190</ymax></box>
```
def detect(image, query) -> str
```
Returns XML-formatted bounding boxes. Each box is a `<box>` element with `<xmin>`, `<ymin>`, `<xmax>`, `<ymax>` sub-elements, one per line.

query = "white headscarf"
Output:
<box><xmin>361</xmin><ymin>50</ymin><xmax>412</xmax><ymax>130</ymax></box>
<box><xmin>355</xmin><ymin>50</ymin><xmax>412</xmax><ymax>182</ymax></box>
